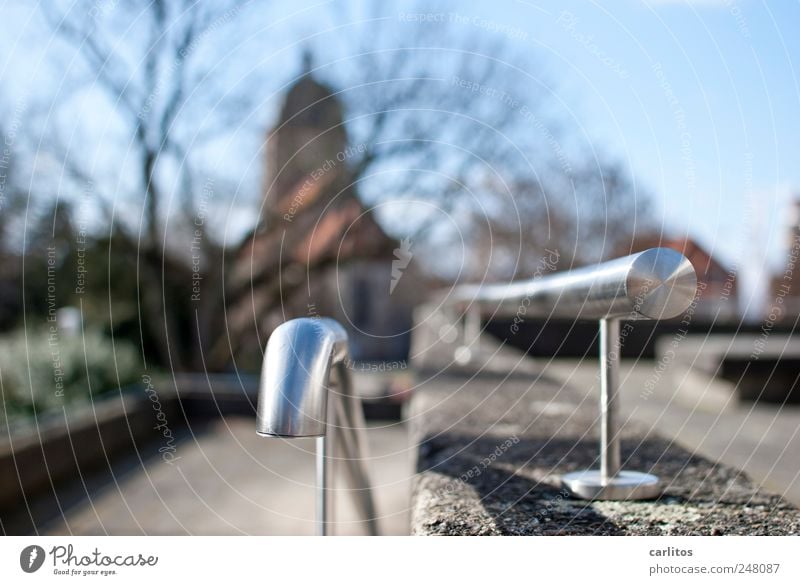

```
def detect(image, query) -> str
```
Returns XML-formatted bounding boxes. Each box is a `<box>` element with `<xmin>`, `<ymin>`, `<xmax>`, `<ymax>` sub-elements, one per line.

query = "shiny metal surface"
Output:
<box><xmin>256</xmin><ymin>318</ymin><xmax>377</xmax><ymax>535</ymax></box>
<box><xmin>329</xmin><ymin>362</ymin><xmax>379</xmax><ymax>536</ymax></box>
<box><xmin>599</xmin><ymin>319</ymin><xmax>621</xmax><ymax>480</ymax></box>
<box><xmin>448</xmin><ymin>247</ymin><xmax>697</xmax><ymax>321</ymax></box>
<box><xmin>562</xmin><ymin>319</ymin><xmax>663</xmax><ymax>500</ymax></box>
<box><xmin>440</xmin><ymin>248</ymin><xmax>698</xmax><ymax>502</ymax></box>
<box><xmin>561</xmin><ymin>470</ymin><xmax>661</xmax><ymax>501</ymax></box>
<box><xmin>256</xmin><ymin>318</ymin><xmax>347</xmax><ymax>438</ymax></box>
<box><xmin>316</xmin><ymin>436</ymin><xmax>328</xmax><ymax>536</ymax></box>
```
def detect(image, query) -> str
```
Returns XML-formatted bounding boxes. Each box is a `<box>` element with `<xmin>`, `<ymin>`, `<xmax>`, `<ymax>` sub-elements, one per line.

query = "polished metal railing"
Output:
<box><xmin>255</xmin><ymin>318</ymin><xmax>378</xmax><ymax>535</ymax></box>
<box><xmin>442</xmin><ymin>247</ymin><xmax>698</xmax><ymax>500</ymax></box>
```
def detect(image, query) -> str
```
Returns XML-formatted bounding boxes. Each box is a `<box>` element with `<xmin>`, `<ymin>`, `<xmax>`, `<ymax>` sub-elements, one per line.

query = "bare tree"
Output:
<box><xmin>32</xmin><ymin>0</ymin><xmax>652</xmax><ymax>371</ymax></box>
<box><xmin>333</xmin><ymin>12</ymin><xmax>539</xmax><ymax>239</ymax></box>
<box><xmin>40</xmin><ymin>0</ymin><xmax>265</xmax><ymax>369</ymax></box>
<box><xmin>0</xmin><ymin>125</ymin><xmax>25</xmax><ymax>330</ymax></box>
<box><xmin>219</xmin><ymin>3</ymin><xmax>653</xmax><ymax>367</ymax></box>
<box><xmin>468</xmin><ymin>159</ymin><xmax>654</xmax><ymax>280</ymax></box>
<box><xmin>310</xmin><ymin>4</ymin><xmax>651</xmax><ymax>280</ymax></box>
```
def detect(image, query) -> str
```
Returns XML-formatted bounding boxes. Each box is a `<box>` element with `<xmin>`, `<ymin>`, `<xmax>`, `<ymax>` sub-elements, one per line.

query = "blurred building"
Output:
<box><xmin>769</xmin><ymin>198</ymin><xmax>800</xmax><ymax>318</ymax></box>
<box><xmin>225</xmin><ymin>53</ymin><xmax>420</xmax><ymax>369</ymax></box>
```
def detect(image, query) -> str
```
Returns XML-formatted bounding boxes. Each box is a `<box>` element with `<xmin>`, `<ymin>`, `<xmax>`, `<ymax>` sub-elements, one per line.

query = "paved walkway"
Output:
<box><xmin>40</xmin><ymin>417</ymin><xmax>412</xmax><ymax>535</ymax></box>
<box><xmin>20</xmin><ymin>352</ymin><xmax>800</xmax><ymax>535</ymax></box>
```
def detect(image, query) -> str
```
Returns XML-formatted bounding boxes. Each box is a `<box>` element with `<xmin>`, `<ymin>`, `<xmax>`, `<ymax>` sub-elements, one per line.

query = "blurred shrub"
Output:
<box><xmin>0</xmin><ymin>327</ymin><xmax>141</xmax><ymax>418</ymax></box>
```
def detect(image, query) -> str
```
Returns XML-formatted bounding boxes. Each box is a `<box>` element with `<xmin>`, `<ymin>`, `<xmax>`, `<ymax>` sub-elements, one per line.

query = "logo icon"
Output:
<box><xmin>20</xmin><ymin>545</ymin><xmax>45</xmax><ymax>573</ymax></box>
<box><xmin>390</xmin><ymin>237</ymin><xmax>413</xmax><ymax>294</ymax></box>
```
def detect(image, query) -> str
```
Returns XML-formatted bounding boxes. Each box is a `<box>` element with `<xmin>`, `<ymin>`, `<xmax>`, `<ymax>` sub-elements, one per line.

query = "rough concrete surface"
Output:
<box><xmin>410</xmin><ymin>368</ymin><xmax>800</xmax><ymax>535</ymax></box>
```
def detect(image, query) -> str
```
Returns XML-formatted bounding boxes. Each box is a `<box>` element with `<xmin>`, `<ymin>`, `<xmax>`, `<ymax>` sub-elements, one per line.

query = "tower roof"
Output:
<box><xmin>278</xmin><ymin>54</ymin><xmax>343</xmax><ymax>129</ymax></box>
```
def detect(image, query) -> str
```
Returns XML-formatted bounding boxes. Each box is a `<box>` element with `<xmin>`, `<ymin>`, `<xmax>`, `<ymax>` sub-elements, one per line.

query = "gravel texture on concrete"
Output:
<box><xmin>410</xmin><ymin>367</ymin><xmax>800</xmax><ymax>535</ymax></box>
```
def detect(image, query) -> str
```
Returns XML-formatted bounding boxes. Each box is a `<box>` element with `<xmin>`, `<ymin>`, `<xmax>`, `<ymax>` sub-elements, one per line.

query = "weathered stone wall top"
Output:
<box><xmin>410</xmin><ymin>363</ymin><xmax>800</xmax><ymax>535</ymax></box>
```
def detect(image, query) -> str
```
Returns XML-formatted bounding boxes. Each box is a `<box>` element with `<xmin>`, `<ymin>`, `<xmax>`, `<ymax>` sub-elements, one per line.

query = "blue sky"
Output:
<box><xmin>2</xmin><ymin>0</ymin><xmax>798</xmax><ymax>277</ymax></box>
<box><xmin>481</xmin><ymin>0</ymin><xmax>800</xmax><ymax>273</ymax></box>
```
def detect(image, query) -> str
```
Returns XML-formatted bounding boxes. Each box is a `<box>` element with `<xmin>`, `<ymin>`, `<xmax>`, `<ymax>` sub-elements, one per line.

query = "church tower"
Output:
<box><xmin>265</xmin><ymin>51</ymin><xmax>348</xmax><ymax>213</ymax></box>
<box><xmin>226</xmin><ymin>50</ymin><xmax>418</xmax><ymax>369</ymax></box>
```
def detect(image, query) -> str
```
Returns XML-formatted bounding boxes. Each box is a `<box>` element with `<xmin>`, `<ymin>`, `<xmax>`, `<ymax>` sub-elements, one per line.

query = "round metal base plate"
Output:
<box><xmin>561</xmin><ymin>470</ymin><xmax>661</xmax><ymax>501</ymax></box>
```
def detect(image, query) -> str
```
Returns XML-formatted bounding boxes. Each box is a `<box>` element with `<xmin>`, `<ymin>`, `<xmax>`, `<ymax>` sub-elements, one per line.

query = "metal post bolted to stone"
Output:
<box><xmin>443</xmin><ymin>247</ymin><xmax>698</xmax><ymax>501</ymax></box>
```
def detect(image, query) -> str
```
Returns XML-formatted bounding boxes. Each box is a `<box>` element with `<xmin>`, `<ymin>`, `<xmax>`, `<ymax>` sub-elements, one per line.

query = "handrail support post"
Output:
<box><xmin>561</xmin><ymin>318</ymin><xmax>661</xmax><ymax>500</ymax></box>
<box><xmin>316</xmin><ymin>436</ymin><xmax>328</xmax><ymax>536</ymax></box>
<box><xmin>600</xmin><ymin>318</ymin><xmax>621</xmax><ymax>481</ymax></box>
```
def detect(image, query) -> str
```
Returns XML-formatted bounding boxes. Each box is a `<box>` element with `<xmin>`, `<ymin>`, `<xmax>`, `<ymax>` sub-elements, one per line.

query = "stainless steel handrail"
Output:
<box><xmin>441</xmin><ymin>247</ymin><xmax>698</xmax><ymax>500</ymax></box>
<box><xmin>446</xmin><ymin>247</ymin><xmax>697</xmax><ymax>321</ymax></box>
<box><xmin>255</xmin><ymin>317</ymin><xmax>378</xmax><ymax>535</ymax></box>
